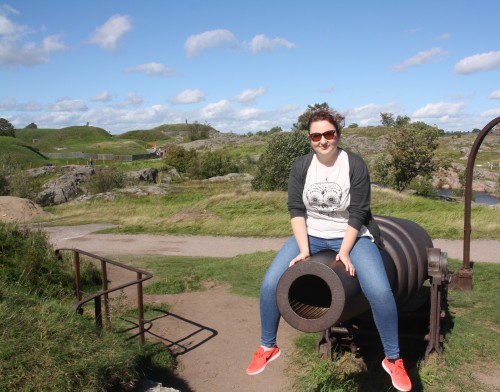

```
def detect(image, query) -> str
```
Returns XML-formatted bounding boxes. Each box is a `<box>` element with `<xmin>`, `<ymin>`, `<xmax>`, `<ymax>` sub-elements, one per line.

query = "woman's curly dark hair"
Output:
<box><xmin>307</xmin><ymin>109</ymin><xmax>345</xmax><ymax>135</ymax></box>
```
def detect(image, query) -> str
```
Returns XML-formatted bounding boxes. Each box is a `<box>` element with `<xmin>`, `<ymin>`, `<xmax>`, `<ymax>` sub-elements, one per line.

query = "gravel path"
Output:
<box><xmin>45</xmin><ymin>224</ymin><xmax>500</xmax><ymax>263</ymax></box>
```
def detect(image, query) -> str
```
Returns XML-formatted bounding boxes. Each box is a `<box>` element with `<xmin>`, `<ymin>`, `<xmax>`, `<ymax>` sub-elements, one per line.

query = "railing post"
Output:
<box><xmin>101</xmin><ymin>259</ymin><xmax>111</xmax><ymax>325</ymax></box>
<box><xmin>137</xmin><ymin>272</ymin><xmax>145</xmax><ymax>345</ymax></box>
<box><xmin>74</xmin><ymin>250</ymin><xmax>82</xmax><ymax>302</ymax></box>
<box><xmin>95</xmin><ymin>296</ymin><xmax>103</xmax><ymax>333</ymax></box>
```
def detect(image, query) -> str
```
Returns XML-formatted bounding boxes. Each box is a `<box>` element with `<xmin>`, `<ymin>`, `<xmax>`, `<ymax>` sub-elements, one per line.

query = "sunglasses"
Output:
<box><xmin>308</xmin><ymin>130</ymin><xmax>337</xmax><ymax>142</ymax></box>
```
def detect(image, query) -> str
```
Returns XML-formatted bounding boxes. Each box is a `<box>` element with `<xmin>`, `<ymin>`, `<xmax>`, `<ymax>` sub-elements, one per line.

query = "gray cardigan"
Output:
<box><xmin>287</xmin><ymin>150</ymin><xmax>383</xmax><ymax>247</ymax></box>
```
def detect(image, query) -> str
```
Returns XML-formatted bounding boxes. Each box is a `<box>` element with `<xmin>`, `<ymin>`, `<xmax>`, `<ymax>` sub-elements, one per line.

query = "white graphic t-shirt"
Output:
<box><xmin>303</xmin><ymin>151</ymin><xmax>372</xmax><ymax>240</ymax></box>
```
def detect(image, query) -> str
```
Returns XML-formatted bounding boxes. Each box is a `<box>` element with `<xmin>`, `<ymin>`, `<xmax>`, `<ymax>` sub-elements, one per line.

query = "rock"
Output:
<box><xmin>71</xmin><ymin>185</ymin><xmax>170</xmax><ymax>204</ymax></box>
<box><xmin>205</xmin><ymin>173</ymin><xmax>254</xmax><ymax>182</ymax></box>
<box><xmin>134</xmin><ymin>379</ymin><xmax>180</xmax><ymax>392</ymax></box>
<box><xmin>126</xmin><ymin>168</ymin><xmax>158</xmax><ymax>183</ymax></box>
<box><xmin>35</xmin><ymin>166</ymin><xmax>94</xmax><ymax>206</ymax></box>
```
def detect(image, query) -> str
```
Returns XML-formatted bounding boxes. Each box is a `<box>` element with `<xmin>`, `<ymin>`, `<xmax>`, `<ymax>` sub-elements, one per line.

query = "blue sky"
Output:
<box><xmin>1</xmin><ymin>0</ymin><xmax>499</xmax><ymax>135</ymax></box>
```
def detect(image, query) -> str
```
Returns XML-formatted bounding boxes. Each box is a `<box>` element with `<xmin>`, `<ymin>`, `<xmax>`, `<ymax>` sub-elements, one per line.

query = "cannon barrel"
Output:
<box><xmin>276</xmin><ymin>216</ymin><xmax>433</xmax><ymax>332</ymax></box>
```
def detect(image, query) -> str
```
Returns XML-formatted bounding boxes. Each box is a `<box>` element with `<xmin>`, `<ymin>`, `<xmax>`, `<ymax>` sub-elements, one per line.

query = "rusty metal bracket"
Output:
<box><xmin>425</xmin><ymin>248</ymin><xmax>450</xmax><ymax>359</ymax></box>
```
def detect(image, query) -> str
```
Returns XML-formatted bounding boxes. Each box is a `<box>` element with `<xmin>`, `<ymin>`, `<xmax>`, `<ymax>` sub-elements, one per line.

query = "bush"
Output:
<box><xmin>86</xmin><ymin>166</ymin><xmax>126</xmax><ymax>194</ymax></box>
<box><xmin>411</xmin><ymin>177</ymin><xmax>438</xmax><ymax>198</ymax></box>
<box><xmin>163</xmin><ymin>144</ymin><xmax>198</xmax><ymax>174</ymax></box>
<box><xmin>6</xmin><ymin>170</ymin><xmax>39</xmax><ymax>200</ymax></box>
<box><xmin>252</xmin><ymin>130</ymin><xmax>311</xmax><ymax>191</ymax></box>
<box><xmin>0</xmin><ymin>223</ymin><xmax>101</xmax><ymax>298</ymax></box>
<box><xmin>188</xmin><ymin>150</ymin><xmax>239</xmax><ymax>179</ymax></box>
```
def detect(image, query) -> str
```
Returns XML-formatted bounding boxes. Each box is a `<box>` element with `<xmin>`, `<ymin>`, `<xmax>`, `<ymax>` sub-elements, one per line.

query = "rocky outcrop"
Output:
<box><xmin>125</xmin><ymin>168</ymin><xmax>158</xmax><ymax>183</ymax></box>
<box><xmin>35</xmin><ymin>166</ymin><xmax>94</xmax><ymax>206</ymax></box>
<box><xmin>71</xmin><ymin>185</ymin><xmax>171</xmax><ymax>204</ymax></box>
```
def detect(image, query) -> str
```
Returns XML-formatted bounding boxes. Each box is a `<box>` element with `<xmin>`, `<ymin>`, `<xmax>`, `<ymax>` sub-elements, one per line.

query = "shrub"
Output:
<box><xmin>162</xmin><ymin>144</ymin><xmax>198</xmax><ymax>174</ymax></box>
<box><xmin>252</xmin><ymin>130</ymin><xmax>311</xmax><ymax>191</ymax></box>
<box><xmin>86</xmin><ymin>166</ymin><xmax>126</xmax><ymax>194</ymax></box>
<box><xmin>6</xmin><ymin>170</ymin><xmax>39</xmax><ymax>200</ymax></box>
<box><xmin>188</xmin><ymin>150</ymin><xmax>239</xmax><ymax>179</ymax></box>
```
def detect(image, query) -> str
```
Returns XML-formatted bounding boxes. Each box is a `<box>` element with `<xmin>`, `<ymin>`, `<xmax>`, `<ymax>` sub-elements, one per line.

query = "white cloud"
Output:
<box><xmin>0</xmin><ymin>13</ymin><xmax>26</xmax><ymax>37</ymax></box>
<box><xmin>184</xmin><ymin>29</ymin><xmax>236</xmax><ymax>58</ymax></box>
<box><xmin>200</xmin><ymin>100</ymin><xmax>232</xmax><ymax>119</ymax></box>
<box><xmin>489</xmin><ymin>90</ymin><xmax>500</xmax><ymax>100</ymax></box>
<box><xmin>437</xmin><ymin>33</ymin><xmax>451</xmax><ymax>40</ymax></box>
<box><xmin>170</xmin><ymin>89</ymin><xmax>206</xmax><ymax>105</ymax></box>
<box><xmin>248</xmin><ymin>34</ymin><xmax>295</xmax><ymax>54</ymax></box>
<box><xmin>412</xmin><ymin>102</ymin><xmax>465</xmax><ymax>118</ymax></box>
<box><xmin>320</xmin><ymin>84</ymin><xmax>335</xmax><ymax>93</ymax></box>
<box><xmin>345</xmin><ymin>103</ymin><xmax>401</xmax><ymax>125</ymax></box>
<box><xmin>0</xmin><ymin>33</ymin><xmax>66</xmax><ymax>66</ymax></box>
<box><xmin>48</xmin><ymin>99</ymin><xmax>88</xmax><ymax>112</ymax></box>
<box><xmin>233</xmin><ymin>87</ymin><xmax>266</xmax><ymax>103</ymax></box>
<box><xmin>0</xmin><ymin>4</ymin><xmax>20</xmax><ymax>16</ymax></box>
<box><xmin>237</xmin><ymin>107</ymin><xmax>264</xmax><ymax>119</ymax></box>
<box><xmin>392</xmin><ymin>47</ymin><xmax>448</xmax><ymax>72</ymax></box>
<box><xmin>0</xmin><ymin>97</ymin><xmax>42</xmax><ymax>111</ymax></box>
<box><xmin>42</xmin><ymin>34</ymin><xmax>66</xmax><ymax>52</ymax></box>
<box><xmin>87</xmin><ymin>14</ymin><xmax>132</xmax><ymax>51</ymax></box>
<box><xmin>455</xmin><ymin>51</ymin><xmax>500</xmax><ymax>75</ymax></box>
<box><xmin>125</xmin><ymin>62</ymin><xmax>174</xmax><ymax>76</ymax></box>
<box><xmin>480</xmin><ymin>107</ymin><xmax>500</xmax><ymax>118</ymax></box>
<box><xmin>127</xmin><ymin>92</ymin><xmax>143</xmax><ymax>106</ymax></box>
<box><xmin>17</xmin><ymin>101</ymin><xmax>42</xmax><ymax>111</ymax></box>
<box><xmin>91</xmin><ymin>91</ymin><xmax>112</xmax><ymax>102</ymax></box>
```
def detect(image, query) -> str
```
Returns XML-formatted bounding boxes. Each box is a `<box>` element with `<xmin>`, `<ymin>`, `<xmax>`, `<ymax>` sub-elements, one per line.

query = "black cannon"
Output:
<box><xmin>276</xmin><ymin>215</ymin><xmax>449</xmax><ymax>359</ymax></box>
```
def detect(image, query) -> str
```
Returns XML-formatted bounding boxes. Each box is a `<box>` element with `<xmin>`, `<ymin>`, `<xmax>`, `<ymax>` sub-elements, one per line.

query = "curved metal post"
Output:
<box><xmin>461</xmin><ymin>116</ymin><xmax>500</xmax><ymax>290</ymax></box>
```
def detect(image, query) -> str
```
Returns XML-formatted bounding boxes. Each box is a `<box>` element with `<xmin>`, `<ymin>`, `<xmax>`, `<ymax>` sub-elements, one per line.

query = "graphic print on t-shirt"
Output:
<box><xmin>305</xmin><ymin>180</ymin><xmax>343</xmax><ymax>217</ymax></box>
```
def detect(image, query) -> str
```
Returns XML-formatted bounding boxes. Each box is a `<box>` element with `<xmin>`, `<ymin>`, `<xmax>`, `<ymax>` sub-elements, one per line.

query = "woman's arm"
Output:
<box><xmin>336</xmin><ymin>225</ymin><xmax>357</xmax><ymax>276</ymax></box>
<box><xmin>288</xmin><ymin>216</ymin><xmax>310</xmax><ymax>266</ymax></box>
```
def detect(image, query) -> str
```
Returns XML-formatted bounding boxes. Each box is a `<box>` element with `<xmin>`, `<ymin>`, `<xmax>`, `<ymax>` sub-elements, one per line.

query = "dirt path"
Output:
<box><xmin>44</xmin><ymin>225</ymin><xmax>500</xmax><ymax>392</ymax></box>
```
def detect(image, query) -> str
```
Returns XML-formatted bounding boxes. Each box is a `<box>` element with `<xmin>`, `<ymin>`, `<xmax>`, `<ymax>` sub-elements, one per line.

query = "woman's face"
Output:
<box><xmin>309</xmin><ymin>120</ymin><xmax>340</xmax><ymax>157</ymax></box>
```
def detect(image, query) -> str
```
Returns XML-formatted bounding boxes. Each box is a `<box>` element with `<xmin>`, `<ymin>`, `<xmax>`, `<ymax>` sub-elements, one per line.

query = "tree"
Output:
<box><xmin>380</xmin><ymin>112</ymin><xmax>395</xmax><ymax>127</ymax></box>
<box><xmin>25</xmin><ymin>122</ymin><xmax>38</xmax><ymax>129</ymax></box>
<box><xmin>373</xmin><ymin>121</ymin><xmax>440</xmax><ymax>192</ymax></box>
<box><xmin>252</xmin><ymin>130</ymin><xmax>311</xmax><ymax>191</ymax></box>
<box><xmin>0</xmin><ymin>118</ymin><xmax>15</xmax><ymax>137</ymax></box>
<box><xmin>293</xmin><ymin>102</ymin><xmax>331</xmax><ymax>131</ymax></box>
<box><xmin>394</xmin><ymin>115</ymin><xmax>411</xmax><ymax>128</ymax></box>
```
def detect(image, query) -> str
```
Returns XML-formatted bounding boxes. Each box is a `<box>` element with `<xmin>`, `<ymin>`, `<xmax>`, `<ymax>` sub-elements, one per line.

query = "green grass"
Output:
<box><xmin>0</xmin><ymin>222</ymin><xmax>175</xmax><ymax>392</ymax></box>
<box><xmin>41</xmin><ymin>182</ymin><xmax>500</xmax><ymax>240</ymax></box>
<box><xmin>117</xmin><ymin>251</ymin><xmax>275</xmax><ymax>298</ymax></box>
<box><xmin>0</xmin><ymin>136</ymin><xmax>50</xmax><ymax>167</ymax></box>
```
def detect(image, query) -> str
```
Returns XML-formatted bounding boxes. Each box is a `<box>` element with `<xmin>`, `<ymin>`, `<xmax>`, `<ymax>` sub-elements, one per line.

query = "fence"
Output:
<box><xmin>44</xmin><ymin>152</ymin><xmax>156</xmax><ymax>161</ymax></box>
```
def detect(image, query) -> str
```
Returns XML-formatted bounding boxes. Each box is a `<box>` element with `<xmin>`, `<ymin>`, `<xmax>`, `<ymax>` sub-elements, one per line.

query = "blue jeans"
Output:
<box><xmin>260</xmin><ymin>235</ymin><xmax>400</xmax><ymax>359</ymax></box>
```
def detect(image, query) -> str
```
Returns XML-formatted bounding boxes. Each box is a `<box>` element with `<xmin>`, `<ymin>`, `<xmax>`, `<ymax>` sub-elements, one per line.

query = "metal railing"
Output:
<box><xmin>55</xmin><ymin>248</ymin><xmax>153</xmax><ymax>345</ymax></box>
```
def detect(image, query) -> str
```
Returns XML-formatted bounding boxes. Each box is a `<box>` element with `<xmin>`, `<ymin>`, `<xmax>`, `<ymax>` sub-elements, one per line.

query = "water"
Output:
<box><xmin>437</xmin><ymin>189</ymin><xmax>500</xmax><ymax>205</ymax></box>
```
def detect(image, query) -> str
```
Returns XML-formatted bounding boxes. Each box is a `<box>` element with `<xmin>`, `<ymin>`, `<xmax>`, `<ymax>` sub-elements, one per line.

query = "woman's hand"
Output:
<box><xmin>335</xmin><ymin>252</ymin><xmax>356</xmax><ymax>276</ymax></box>
<box><xmin>289</xmin><ymin>252</ymin><xmax>310</xmax><ymax>267</ymax></box>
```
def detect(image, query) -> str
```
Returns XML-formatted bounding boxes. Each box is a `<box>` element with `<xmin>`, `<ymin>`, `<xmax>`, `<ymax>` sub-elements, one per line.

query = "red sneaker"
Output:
<box><xmin>382</xmin><ymin>357</ymin><xmax>412</xmax><ymax>391</ymax></box>
<box><xmin>246</xmin><ymin>346</ymin><xmax>281</xmax><ymax>375</ymax></box>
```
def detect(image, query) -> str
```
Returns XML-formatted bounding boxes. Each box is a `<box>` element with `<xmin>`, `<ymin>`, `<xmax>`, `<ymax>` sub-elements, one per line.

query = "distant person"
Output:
<box><xmin>89</xmin><ymin>158</ymin><xmax>93</xmax><ymax>167</ymax></box>
<box><xmin>246</xmin><ymin>108</ymin><xmax>412</xmax><ymax>391</ymax></box>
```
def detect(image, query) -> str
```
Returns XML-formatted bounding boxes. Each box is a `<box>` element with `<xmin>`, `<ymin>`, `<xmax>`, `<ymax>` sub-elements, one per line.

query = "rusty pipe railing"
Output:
<box><xmin>55</xmin><ymin>248</ymin><xmax>153</xmax><ymax>345</ymax></box>
<box><xmin>460</xmin><ymin>116</ymin><xmax>500</xmax><ymax>290</ymax></box>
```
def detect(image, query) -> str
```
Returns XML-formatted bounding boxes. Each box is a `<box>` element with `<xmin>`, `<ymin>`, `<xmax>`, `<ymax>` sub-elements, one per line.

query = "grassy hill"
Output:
<box><xmin>117</xmin><ymin>123</ymin><xmax>216</xmax><ymax>145</ymax></box>
<box><xmin>16</xmin><ymin>126</ymin><xmax>148</xmax><ymax>155</ymax></box>
<box><xmin>0</xmin><ymin>136</ymin><xmax>50</xmax><ymax>167</ymax></box>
